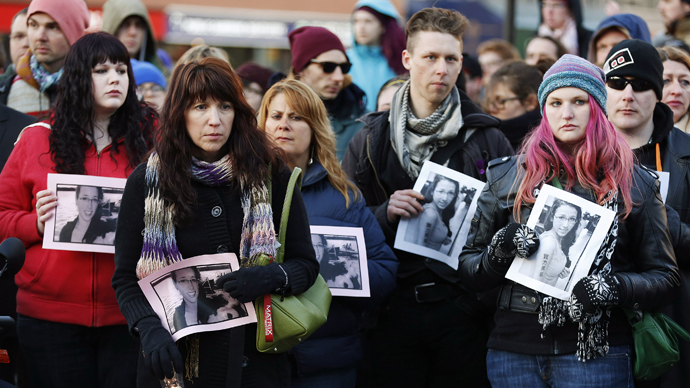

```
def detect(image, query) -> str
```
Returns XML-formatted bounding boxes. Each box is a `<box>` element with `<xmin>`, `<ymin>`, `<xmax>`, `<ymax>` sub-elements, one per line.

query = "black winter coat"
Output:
<box><xmin>0</xmin><ymin>104</ymin><xmax>34</xmax><ymax>171</ymax></box>
<box><xmin>458</xmin><ymin>156</ymin><xmax>679</xmax><ymax>355</ymax></box>
<box><xmin>342</xmin><ymin>91</ymin><xmax>514</xmax><ymax>283</ymax></box>
<box><xmin>112</xmin><ymin>163</ymin><xmax>318</xmax><ymax>388</ymax></box>
<box><xmin>634</xmin><ymin>102</ymin><xmax>690</xmax><ymax>387</ymax></box>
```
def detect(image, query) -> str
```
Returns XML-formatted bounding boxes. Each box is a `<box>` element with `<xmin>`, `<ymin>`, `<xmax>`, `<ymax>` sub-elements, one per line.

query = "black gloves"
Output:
<box><xmin>487</xmin><ymin>222</ymin><xmax>540</xmax><ymax>268</ymax></box>
<box><xmin>216</xmin><ymin>264</ymin><xmax>288</xmax><ymax>303</ymax></box>
<box><xmin>569</xmin><ymin>274</ymin><xmax>625</xmax><ymax>316</ymax></box>
<box><xmin>136</xmin><ymin>316</ymin><xmax>183</xmax><ymax>380</ymax></box>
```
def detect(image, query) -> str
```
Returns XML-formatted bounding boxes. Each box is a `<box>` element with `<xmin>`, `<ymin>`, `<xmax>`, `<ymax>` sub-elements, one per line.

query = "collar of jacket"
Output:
<box><xmin>652</xmin><ymin>102</ymin><xmax>676</xmax><ymax>145</ymax></box>
<box><xmin>668</xmin><ymin>13</ymin><xmax>690</xmax><ymax>35</ymax></box>
<box><xmin>323</xmin><ymin>82</ymin><xmax>367</xmax><ymax>120</ymax></box>
<box><xmin>301</xmin><ymin>160</ymin><xmax>328</xmax><ymax>188</ymax></box>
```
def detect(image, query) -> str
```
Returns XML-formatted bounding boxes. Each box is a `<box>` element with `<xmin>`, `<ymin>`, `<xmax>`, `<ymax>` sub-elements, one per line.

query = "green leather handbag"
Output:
<box><xmin>254</xmin><ymin>167</ymin><xmax>331</xmax><ymax>353</ymax></box>
<box><xmin>625</xmin><ymin>308</ymin><xmax>690</xmax><ymax>380</ymax></box>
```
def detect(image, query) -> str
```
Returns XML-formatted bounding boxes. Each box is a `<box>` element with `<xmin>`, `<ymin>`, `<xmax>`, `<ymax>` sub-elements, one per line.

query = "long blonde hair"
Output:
<box><xmin>258</xmin><ymin>79</ymin><xmax>360</xmax><ymax>208</ymax></box>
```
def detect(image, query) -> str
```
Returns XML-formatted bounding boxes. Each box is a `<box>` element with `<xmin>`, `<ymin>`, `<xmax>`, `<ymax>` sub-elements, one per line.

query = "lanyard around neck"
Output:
<box><xmin>655</xmin><ymin>143</ymin><xmax>662</xmax><ymax>172</ymax></box>
<box><xmin>550</xmin><ymin>175</ymin><xmax>563</xmax><ymax>190</ymax></box>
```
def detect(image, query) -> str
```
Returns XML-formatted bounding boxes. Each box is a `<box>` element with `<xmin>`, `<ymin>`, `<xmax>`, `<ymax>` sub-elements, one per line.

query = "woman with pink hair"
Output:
<box><xmin>458</xmin><ymin>55</ymin><xmax>678</xmax><ymax>387</ymax></box>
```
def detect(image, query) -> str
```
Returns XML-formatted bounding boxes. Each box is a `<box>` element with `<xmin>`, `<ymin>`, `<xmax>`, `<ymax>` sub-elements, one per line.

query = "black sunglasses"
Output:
<box><xmin>606</xmin><ymin>76</ymin><xmax>654</xmax><ymax>92</ymax></box>
<box><xmin>309</xmin><ymin>60</ymin><xmax>352</xmax><ymax>74</ymax></box>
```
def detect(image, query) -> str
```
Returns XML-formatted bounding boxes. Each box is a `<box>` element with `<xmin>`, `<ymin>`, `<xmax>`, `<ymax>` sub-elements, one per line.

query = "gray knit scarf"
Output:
<box><xmin>537</xmin><ymin>185</ymin><xmax>619</xmax><ymax>361</ymax></box>
<box><xmin>389</xmin><ymin>80</ymin><xmax>463</xmax><ymax>179</ymax></box>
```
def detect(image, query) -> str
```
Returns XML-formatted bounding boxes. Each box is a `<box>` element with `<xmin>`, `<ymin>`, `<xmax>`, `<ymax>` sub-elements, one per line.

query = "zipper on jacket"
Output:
<box><xmin>366</xmin><ymin>134</ymin><xmax>387</xmax><ymax>204</ymax></box>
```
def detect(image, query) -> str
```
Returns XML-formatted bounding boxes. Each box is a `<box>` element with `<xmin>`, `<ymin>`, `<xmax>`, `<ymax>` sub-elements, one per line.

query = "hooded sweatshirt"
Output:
<box><xmin>587</xmin><ymin>14</ymin><xmax>651</xmax><ymax>64</ymax></box>
<box><xmin>101</xmin><ymin>0</ymin><xmax>160</xmax><ymax>68</ymax></box>
<box><xmin>347</xmin><ymin>0</ymin><xmax>402</xmax><ymax>112</ymax></box>
<box><xmin>537</xmin><ymin>0</ymin><xmax>592</xmax><ymax>58</ymax></box>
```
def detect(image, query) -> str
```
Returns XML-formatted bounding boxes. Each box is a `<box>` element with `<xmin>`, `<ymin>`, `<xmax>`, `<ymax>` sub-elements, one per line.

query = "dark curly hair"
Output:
<box><xmin>156</xmin><ymin>58</ymin><xmax>284</xmax><ymax>224</ymax></box>
<box><xmin>49</xmin><ymin>32</ymin><xmax>156</xmax><ymax>174</ymax></box>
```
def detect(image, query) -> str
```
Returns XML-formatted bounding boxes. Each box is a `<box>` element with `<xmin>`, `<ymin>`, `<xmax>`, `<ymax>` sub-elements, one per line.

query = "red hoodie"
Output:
<box><xmin>0</xmin><ymin>124</ymin><xmax>135</xmax><ymax>327</ymax></box>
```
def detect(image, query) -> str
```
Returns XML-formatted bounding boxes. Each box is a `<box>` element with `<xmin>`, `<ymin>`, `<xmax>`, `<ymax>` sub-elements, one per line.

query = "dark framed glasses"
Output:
<box><xmin>309</xmin><ymin>60</ymin><xmax>352</xmax><ymax>74</ymax></box>
<box><xmin>606</xmin><ymin>76</ymin><xmax>654</xmax><ymax>92</ymax></box>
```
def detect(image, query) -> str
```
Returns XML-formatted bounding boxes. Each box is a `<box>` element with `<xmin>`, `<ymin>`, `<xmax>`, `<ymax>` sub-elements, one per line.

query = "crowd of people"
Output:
<box><xmin>0</xmin><ymin>0</ymin><xmax>687</xmax><ymax>387</ymax></box>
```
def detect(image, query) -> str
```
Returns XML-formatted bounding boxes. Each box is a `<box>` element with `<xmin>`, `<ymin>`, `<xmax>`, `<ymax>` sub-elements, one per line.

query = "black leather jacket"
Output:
<box><xmin>458</xmin><ymin>156</ymin><xmax>679</xmax><ymax>355</ymax></box>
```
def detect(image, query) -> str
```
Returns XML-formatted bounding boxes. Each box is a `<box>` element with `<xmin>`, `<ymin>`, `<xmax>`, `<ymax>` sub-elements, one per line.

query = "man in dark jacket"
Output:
<box><xmin>288</xmin><ymin>26</ymin><xmax>367</xmax><ymax>161</ymax></box>
<box><xmin>342</xmin><ymin>8</ymin><xmax>513</xmax><ymax>387</ymax></box>
<box><xmin>604</xmin><ymin>38</ymin><xmax>690</xmax><ymax>388</ymax></box>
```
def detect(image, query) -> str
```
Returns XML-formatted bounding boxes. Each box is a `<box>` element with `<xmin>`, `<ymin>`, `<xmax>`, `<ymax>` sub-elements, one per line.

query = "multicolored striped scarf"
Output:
<box><xmin>135</xmin><ymin>152</ymin><xmax>276</xmax><ymax>279</ymax></box>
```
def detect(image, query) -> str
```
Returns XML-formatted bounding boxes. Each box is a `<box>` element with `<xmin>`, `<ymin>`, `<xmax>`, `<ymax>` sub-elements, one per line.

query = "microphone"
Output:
<box><xmin>0</xmin><ymin>238</ymin><xmax>24</xmax><ymax>278</ymax></box>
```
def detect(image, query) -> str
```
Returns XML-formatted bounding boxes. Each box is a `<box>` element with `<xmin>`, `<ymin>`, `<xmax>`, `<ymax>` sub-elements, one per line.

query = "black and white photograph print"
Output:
<box><xmin>138</xmin><ymin>253</ymin><xmax>257</xmax><ymax>341</ymax></box>
<box><xmin>394</xmin><ymin>161</ymin><xmax>486</xmax><ymax>270</ymax></box>
<box><xmin>505</xmin><ymin>185</ymin><xmax>616</xmax><ymax>301</ymax></box>
<box><xmin>42</xmin><ymin>174</ymin><xmax>126</xmax><ymax>254</ymax></box>
<box><xmin>310</xmin><ymin>225</ymin><xmax>370</xmax><ymax>297</ymax></box>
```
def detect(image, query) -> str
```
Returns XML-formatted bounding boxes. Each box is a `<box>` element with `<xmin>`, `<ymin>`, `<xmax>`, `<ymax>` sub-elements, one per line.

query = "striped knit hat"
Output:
<box><xmin>537</xmin><ymin>54</ymin><xmax>607</xmax><ymax>114</ymax></box>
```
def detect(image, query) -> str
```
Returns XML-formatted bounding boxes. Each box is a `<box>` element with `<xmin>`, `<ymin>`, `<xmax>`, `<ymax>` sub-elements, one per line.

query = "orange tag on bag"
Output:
<box><xmin>0</xmin><ymin>349</ymin><xmax>9</xmax><ymax>363</ymax></box>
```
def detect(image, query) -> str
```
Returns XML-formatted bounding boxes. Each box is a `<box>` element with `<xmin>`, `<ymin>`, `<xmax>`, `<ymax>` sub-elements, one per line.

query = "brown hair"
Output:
<box><xmin>483</xmin><ymin>60</ymin><xmax>543</xmax><ymax>111</ymax></box>
<box><xmin>157</xmin><ymin>58</ymin><xmax>283</xmax><ymax>224</ymax></box>
<box><xmin>477</xmin><ymin>39</ymin><xmax>521</xmax><ymax>61</ymax></box>
<box><xmin>658</xmin><ymin>45</ymin><xmax>690</xmax><ymax>72</ymax></box>
<box><xmin>526</xmin><ymin>35</ymin><xmax>568</xmax><ymax>60</ymax></box>
<box><xmin>405</xmin><ymin>7</ymin><xmax>469</xmax><ymax>52</ymax></box>
<box><xmin>257</xmin><ymin>79</ymin><xmax>360</xmax><ymax>208</ymax></box>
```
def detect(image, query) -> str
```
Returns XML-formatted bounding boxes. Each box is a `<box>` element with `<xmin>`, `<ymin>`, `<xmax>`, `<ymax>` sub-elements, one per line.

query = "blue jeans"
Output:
<box><xmin>487</xmin><ymin>345</ymin><xmax>633</xmax><ymax>388</ymax></box>
<box><xmin>16</xmin><ymin>314</ymin><xmax>138</xmax><ymax>388</ymax></box>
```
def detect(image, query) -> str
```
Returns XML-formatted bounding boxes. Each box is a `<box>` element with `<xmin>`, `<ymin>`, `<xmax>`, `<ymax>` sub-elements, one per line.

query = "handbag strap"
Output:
<box><xmin>266</xmin><ymin>166</ymin><xmax>303</xmax><ymax>264</ymax></box>
<box><xmin>623</xmin><ymin>308</ymin><xmax>690</xmax><ymax>345</ymax></box>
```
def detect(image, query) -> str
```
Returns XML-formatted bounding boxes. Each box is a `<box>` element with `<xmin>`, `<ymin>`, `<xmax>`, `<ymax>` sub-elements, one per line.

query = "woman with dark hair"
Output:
<box><xmin>347</xmin><ymin>0</ymin><xmax>407</xmax><ymax>112</ymax></box>
<box><xmin>0</xmin><ymin>32</ymin><xmax>156</xmax><ymax>387</ymax></box>
<box><xmin>459</xmin><ymin>55</ymin><xmax>678</xmax><ymax>387</ymax></box>
<box><xmin>112</xmin><ymin>58</ymin><xmax>318</xmax><ymax>387</ymax></box>
<box><xmin>406</xmin><ymin>174</ymin><xmax>466</xmax><ymax>251</ymax></box>
<box><xmin>530</xmin><ymin>200</ymin><xmax>581</xmax><ymax>286</ymax></box>
<box><xmin>484</xmin><ymin>60</ymin><xmax>544</xmax><ymax>151</ymax></box>
<box><xmin>59</xmin><ymin>185</ymin><xmax>117</xmax><ymax>244</ymax></box>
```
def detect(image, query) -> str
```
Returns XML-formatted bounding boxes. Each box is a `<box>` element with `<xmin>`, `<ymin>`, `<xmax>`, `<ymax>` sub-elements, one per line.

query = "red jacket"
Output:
<box><xmin>0</xmin><ymin>124</ymin><xmax>136</xmax><ymax>327</ymax></box>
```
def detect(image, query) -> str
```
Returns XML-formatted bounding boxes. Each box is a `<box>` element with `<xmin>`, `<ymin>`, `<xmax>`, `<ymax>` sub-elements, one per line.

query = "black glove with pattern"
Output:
<box><xmin>136</xmin><ymin>316</ymin><xmax>184</xmax><ymax>380</ymax></box>
<box><xmin>487</xmin><ymin>223</ymin><xmax>540</xmax><ymax>268</ymax></box>
<box><xmin>216</xmin><ymin>264</ymin><xmax>288</xmax><ymax>303</ymax></box>
<box><xmin>569</xmin><ymin>274</ymin><xmax>625</xmax><ymax>316</ymax></box>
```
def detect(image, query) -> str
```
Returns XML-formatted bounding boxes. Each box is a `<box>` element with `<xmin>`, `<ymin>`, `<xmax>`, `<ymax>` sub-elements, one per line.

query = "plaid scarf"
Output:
<box><xmin>388</xmin><ymin>80</ymin><xmax>463</xmax><ymax>179</ymax></box>
<box><xmin>135</xmin><ymin>152</ymin><xmax>276</xmax><ymax>279</ymax></box>
<box><xmin>29</xmin><ymin>54</ymin><xmax>63</xmax><ymax>93</ymax></box>
<box><xmin>537</xmin><ymin>184</ymin><xmax>619</xmax><ymax>361</ymax></box>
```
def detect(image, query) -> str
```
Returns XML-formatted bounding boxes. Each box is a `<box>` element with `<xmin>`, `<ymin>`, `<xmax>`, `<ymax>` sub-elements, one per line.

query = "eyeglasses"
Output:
<box><xmin>137</xmin><ymin>85</ymin><xmax>165</xmax><ymax>96</ymax></box>
<box><xmin>434</xmin><ymin>189</ymin><xmax>457</xmax><ymax>198</ymax></box>
<box><xmin>309</xmin><ymin>60</ymin><xmax>352</xmax><ymax>74</ymax></box>
<box><xmin>606</xmin><ymin>76</ymin><xmax>654</xmax><ymax>92</ymax></box>
<box><xmin>555</xmin><ymin>215</ymin><xmax>578</xmax><ymax>224</ymax></box>
<box><xmin>489</xmin><ymin>95</ymin><xmax>525</xmax><ymax>111</ymax></box>
<box><xmin>176</xmin><ymin>278</ymin><xmax>199</xmax><ymax>285</ymax></box>
<box><xmin>313</xmin><ymin>244</ymin><xmax>325</xmax><ymax>249</ymax></box>
<box><xmin>78</xmin><ymin>197</ymin><xmax>100</xmax><ymax>206</ymax></box>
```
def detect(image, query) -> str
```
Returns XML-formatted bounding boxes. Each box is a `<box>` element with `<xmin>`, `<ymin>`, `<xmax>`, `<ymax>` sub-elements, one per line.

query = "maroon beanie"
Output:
<box><xmin>28</xmin><ymin>0</ymin><xmax>89</xmax><ymax>46</ymax></box>
<box><xmin>288</xmin><ymin>26</ymin><xmax>347</xmax><ymax>73</ymax></box>
<box><xmin>236</xmin><ymin>62</ymin><xmax>273</xmax><ymax>91</ymax></box>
